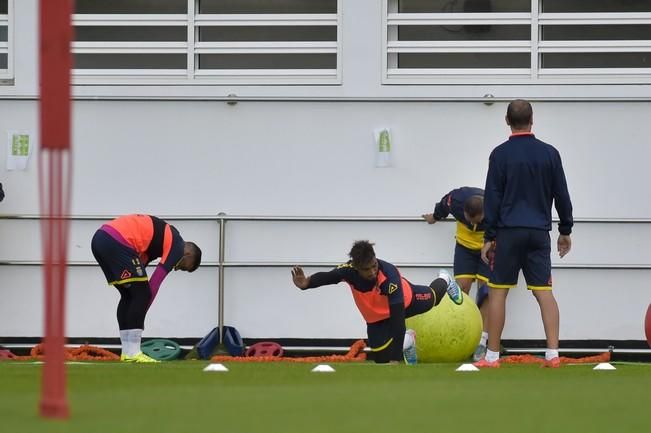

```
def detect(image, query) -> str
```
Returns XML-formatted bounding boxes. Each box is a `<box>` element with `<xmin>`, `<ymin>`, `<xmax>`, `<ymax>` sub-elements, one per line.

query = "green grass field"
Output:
<box><xmin>1</xmin><ymin>360</ymin><xmax>649</xmax><ymax>433</ymax></box>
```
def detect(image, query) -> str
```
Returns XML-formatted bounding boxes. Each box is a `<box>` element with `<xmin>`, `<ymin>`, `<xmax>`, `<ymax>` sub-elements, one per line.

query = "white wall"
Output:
<box><xmin>1</xmin><ymin>0</ymin><xmax>650</xmax><ymax>342</ymax></box>
<box><xmin>4</xmin><ymin>99</ymin><xmax>651</xmax><ymax>218</ymax></box>
<box><xmin>1</xmin><ymin>99</ymin><xmax>651</xmax><ymax>342</ymax></box>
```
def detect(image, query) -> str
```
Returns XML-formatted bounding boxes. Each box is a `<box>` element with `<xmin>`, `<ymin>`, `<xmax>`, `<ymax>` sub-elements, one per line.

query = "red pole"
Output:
<box><xmin>38</xmin><ymin>0</ymin><xmax>73</xmax><ymax>419</ymax></box>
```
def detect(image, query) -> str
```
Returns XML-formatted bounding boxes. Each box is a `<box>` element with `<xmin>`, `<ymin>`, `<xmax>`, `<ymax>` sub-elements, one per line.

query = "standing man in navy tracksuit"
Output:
<box><xmin>475</xmin><ymin>99</ymin><xmax>573</xmax><ymax>368</ymax></box>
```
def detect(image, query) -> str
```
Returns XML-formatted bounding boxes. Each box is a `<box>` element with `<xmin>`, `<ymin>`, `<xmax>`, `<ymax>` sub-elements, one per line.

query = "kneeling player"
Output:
<box><xmin>291</xmin><ymin>240</ymin><xmax>463</xmax><ymax>364</ymax></box>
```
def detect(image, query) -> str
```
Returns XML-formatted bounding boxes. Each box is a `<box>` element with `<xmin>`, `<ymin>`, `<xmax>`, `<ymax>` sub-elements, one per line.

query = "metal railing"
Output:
<box><xmin>2</xmin><ymin>213</ymin><xmax>651</xmax><ymax>339</ymax></box>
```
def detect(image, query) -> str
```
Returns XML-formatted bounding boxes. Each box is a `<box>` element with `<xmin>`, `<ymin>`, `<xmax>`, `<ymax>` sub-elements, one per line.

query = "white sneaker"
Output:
<box><xmin>438</xmin><ymin>270</ymin><xmax>463</xmax><ymax>305</ymax></box>
<box><xmin>403</xmin><ymin>329</ymin><xmax>417</xmax><ymax>365</ymax></box>
<box><xmin>472</xmin><ymin>344</ymin><xmax>487</xmax><ymax>362</ymax></box>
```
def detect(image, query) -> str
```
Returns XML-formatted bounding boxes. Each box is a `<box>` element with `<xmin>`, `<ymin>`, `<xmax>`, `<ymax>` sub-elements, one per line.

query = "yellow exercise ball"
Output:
<box><xmin>406</xmin><ymin>294</ymin><xmax>483</xmax><ymax>363</ymax></box>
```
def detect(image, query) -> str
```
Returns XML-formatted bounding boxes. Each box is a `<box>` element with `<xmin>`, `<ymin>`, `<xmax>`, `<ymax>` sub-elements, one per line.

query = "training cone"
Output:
<box><xmin>311</xmin><ymin>364</ymin><xmax>335</xmax><ymax>373</ymax></box>
<box><xmin>456</xmin><ymin>363</ymin><xmax>479</xmax><ymax>372</ymax></box>
<box><xmin>593</xmin><ymin>363</ymin><xmax>616</xmax><ymax>371</ymax></box>
<box><xmin>203</xmin><ymin>363</ymin><xmax>229</xmax><ymax>372</ymax></box>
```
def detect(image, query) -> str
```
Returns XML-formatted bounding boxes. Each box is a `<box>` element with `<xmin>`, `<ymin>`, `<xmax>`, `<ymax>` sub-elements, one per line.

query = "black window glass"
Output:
<box><xmin>398</xmin><ymin>25</ymin><xmax>530</xmax><ymax>41</ymax></box>
<box><xmin>542</xmin><ymin>25</ymin><xmax>651</xmax><ymax>41</ymax></box>
<box><xmin>75</xmin><ymin>0</ymin><xmax>187</xmax><ymax>14</ymax></box>
<box><xmin>398</xmin><ymin>0</ymin><xmax>530</xmax><ymax>13</ymax></box>
<box><xmin>199</xmin><ymin>0</ymin><xmax>336</xmax><ymax>14</ymax></box>
<box><xmin>199</xmin><ymin>26</ymin><xmax>336</xmax><ymax>42</ymax></box>
<box><xmin>398</xmin><ymin>52</ymin><xmax>530</xmax><ymax>68</ymax></box>
<box><xmin>75</xmin><ymin>54</ymin><xmax>186</xmax><ymax>69</ymax></box>
<box><xmin>75</xmin><ymin>26</ymin><xmax>186</xmax><ymax>42</ymax></box>
<box><xmin>543</xmin><ymin>0</ymin><xmax>651</xmax><ymax>13</ymax></box>
<box><xmin>542</xmin><ymin>52</ymin><xmax>651</xmax><ymax>69</ymax></box>
<box><xmin>198</xmin><ymin>53</ymin><xmax>336</xmax><ymax>69</ymax></box>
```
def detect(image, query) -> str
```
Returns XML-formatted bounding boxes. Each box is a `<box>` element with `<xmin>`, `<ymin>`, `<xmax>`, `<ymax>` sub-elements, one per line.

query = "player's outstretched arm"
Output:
<box><xmin>291</xmin><ymin>266</ymin><xmax>310</xmax><ymax>290</ymax></box>
<box><xmin>294</xmin><ymin>266</ymin><xmax>345</xmax><ymax>289</ymax></box>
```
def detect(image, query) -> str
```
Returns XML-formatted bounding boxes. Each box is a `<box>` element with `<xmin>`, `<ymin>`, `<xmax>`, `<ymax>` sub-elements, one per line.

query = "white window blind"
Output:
<box><xmin>384</xmin><ymin>0</ymin><xmax>651</xmax><ymax>84</ymax></box>
<box><xmin>72</xmin><ymin>0</ymin><xmax>341</xmax><ymax>85</ymax></box>
<box><xmin>0</xmin><ymin>0</ymin><xmax>12</xmax><ymax>83</ymax></box>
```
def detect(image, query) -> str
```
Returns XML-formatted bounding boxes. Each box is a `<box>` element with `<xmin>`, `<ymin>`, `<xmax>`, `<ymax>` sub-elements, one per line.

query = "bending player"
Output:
<box><xmin>422</xmin><ymin>186</ymin><xmax>491</xmax><ymax>361</ymax></box>
<box><xmin>291</xmin><ymin>240</ymin><xmax>463</xmax><ymax>364</ymax></box>
<box><xmin>91</xmin><ymin>214</ymin><xmax>202</xmax><ymax>363</ymax></box>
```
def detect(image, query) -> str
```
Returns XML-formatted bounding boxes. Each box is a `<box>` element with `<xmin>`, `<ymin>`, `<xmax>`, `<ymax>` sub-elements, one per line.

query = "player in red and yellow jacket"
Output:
<box><xmin>91</xmin><ymin>214</ymin><xmax>201</xmax><ymax>363</ymax></box>
<box><xmin>291</xmin><ymin>240</ymin><xmax>463</xmax><ymax>364</ymax></box>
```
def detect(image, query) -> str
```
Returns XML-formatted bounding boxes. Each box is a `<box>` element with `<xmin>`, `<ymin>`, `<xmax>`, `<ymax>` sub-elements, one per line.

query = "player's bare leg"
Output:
<box><xmin>532</xmin><ymin>289</ymin><xmax>560</xmax><ymax>367</ymax></box>
<box><xmin>473</xmin><ymin>279</ymin><xmax>490</xmax><ymax>361</ymax></box>
<box><xmin>474</xmin><ymin>287</ymin><xmax>508</xmax><ymax>367</ymax></box>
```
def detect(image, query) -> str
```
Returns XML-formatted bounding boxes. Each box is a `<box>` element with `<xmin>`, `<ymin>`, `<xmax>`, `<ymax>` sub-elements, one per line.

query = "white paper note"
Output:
<box><xmin>7</xmin><ymin>131</ymin><xmax>33</xmax><ymax>171</ymax></box>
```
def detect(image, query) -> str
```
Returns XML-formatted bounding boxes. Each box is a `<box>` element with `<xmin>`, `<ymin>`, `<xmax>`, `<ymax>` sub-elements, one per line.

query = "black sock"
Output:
<box><xmin>429</xmin><ymin>278</ymin><xmax>448</xmax><ymax>306</ymax></box>
<box><xmin>115</xmin><ymin>282</ymin><xmax>151</xmax><ymax>330</ymax></box>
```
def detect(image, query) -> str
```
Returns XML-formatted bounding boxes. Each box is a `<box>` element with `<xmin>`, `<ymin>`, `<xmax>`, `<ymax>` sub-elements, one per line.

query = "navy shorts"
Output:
<box><xmin>453</xmin><ymin>243</ymin><xmax>491</xmax><ymax>283</ymax></box>
<box><xmin>367</xmin><ymin>284</ymin><xmax>435</xmax><ymax>351</ymax></box>
<box><xmin>490</xmin><ymin>228</ymin><xmax>552</xmax><ymax>290</ymax></box>
<box><xmin>91</xmin><ymin>229</ymin><xmax>148</xmax><ymax>286</ymax></box>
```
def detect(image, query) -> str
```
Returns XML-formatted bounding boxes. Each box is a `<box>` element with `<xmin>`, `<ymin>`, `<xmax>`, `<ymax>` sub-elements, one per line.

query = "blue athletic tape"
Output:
<box><xmin>476</xmin><ymin>283</ymin><xmax>489</xmax><ymax>309</ymax></box>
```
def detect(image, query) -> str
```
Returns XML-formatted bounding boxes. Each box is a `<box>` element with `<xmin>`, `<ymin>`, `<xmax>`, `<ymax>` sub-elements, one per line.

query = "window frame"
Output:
<box><xmin>383</xmin><ymin>0</ymin><xmax>651</xmax><ymax>85</ymax></box>
<box><xmin>71</xmin><ymin>0</ymin><xmax>343</xmax><ymax>86</ymax></box>
<box><xmin>0</xmin><ymin>0</ymin><xmax>13</xmax><ymax>84</ymax></box>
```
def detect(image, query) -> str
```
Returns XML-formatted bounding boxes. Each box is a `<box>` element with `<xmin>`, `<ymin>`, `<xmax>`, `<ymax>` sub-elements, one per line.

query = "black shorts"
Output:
<box><xmin>366</xmin><ymin>284</ymin><xmax>435</xmax><ymax>352</ymax></box>
<box><xmin>453</xmin><ymin>243</ymin><xmax>491</xmax><ymax>283</ymax></box>
<box><xmin>91</xmin><ymin>229</ymin><xmax>148</xmax><ymax>286</ymax></box>
<box><xmin>489</xmin><ymin>228</ymin><xmax>552</xmax><ymax>290</ymax></box>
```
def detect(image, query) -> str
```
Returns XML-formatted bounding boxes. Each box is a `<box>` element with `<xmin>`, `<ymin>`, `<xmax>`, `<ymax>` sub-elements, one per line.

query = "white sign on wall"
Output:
<box><xmin>7</xmin><ymin>131</ymin><xmax>33</xmax><ymax>171</ymax></box>
<box><xmin>374</xmin><ymin>128</ymin><xmax>392</xmax><ymax>168</ymax></box>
